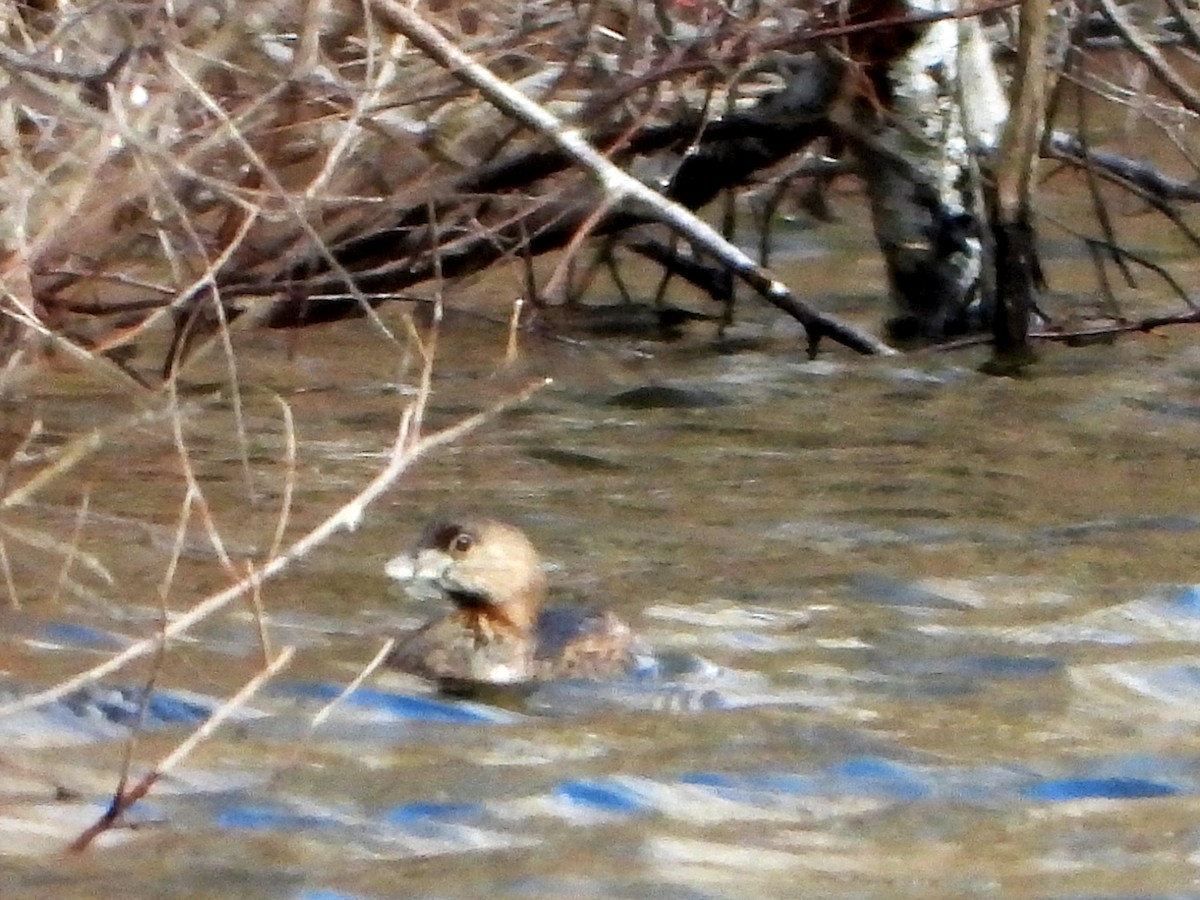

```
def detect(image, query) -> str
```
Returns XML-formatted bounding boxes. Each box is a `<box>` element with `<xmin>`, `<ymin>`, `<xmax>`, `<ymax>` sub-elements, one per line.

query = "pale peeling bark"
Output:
<box><xmin>850</xmin><ymin>0</ymin><xmax>1009</xmax><ymax>342</ymax></box>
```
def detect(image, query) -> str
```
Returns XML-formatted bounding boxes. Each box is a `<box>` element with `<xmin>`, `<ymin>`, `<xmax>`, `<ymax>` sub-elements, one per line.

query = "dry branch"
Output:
<box><xmin>4</xmin><ymin>0</ymin><xmax>1198</xmax><ymax>364</ymax></box>
<box><xmin>68</xmin><ymin>646</ymin><xmax>297</xmax><ymax>853</ymax></box>
<box><xmin>1094</xmin><ymin>0</ymin><xmax>1200</xmax><ymax>115</ymax></box>
<box><xmin>366</xmin><ymin>0</ymin><xmax>895</xmax><ymax>357</ymax></box>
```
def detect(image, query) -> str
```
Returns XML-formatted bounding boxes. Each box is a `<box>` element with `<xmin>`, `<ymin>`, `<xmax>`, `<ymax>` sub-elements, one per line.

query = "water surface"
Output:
<box><xmin>2</xmin><ymin>234</ymin><xmax>1200</xmax><ymax>897</ymax></box>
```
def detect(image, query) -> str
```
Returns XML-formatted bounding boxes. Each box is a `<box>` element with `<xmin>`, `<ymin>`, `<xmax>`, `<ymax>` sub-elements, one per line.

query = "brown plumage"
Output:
<box><xmin>385</xmin><ymin>517</ymin><xmax>637</xmax><ymax>686</ymax></box>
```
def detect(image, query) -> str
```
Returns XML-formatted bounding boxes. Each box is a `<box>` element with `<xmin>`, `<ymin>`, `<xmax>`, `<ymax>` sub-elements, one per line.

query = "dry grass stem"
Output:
<box><xmin>247</xmin><ymin>560</ymin><xmax>274</xmax><ymax>666</ymax></box>
<box><xmin>104</xmin><ymin>636</ymin><xmax>169</xmax><ymax>852</ymax></box>
<box><xmin>0</xmin><ymin>520</ymin><xmax>113</xmax><ymax>587</ymax></box>
<box><xmin>265</xmin><ymin>638</ymin><xmax>397</xmax><ymax>791</ymax></box>
<box><xmin>167</xmin><ymin>382</ymin><xmax>236</xmax><ymax>577</ymax></box>
<box><xmin>216</xmin><ymin>298</ymin><xmax>257</xmax><ymax>506</ymax></box>
<box><xmin>0</xmin><ymin>429</ymin><xmax>104</xmax><ymax>511</ymax></box>
<box><xmin>308</xmin><ymin>639</ymin><xmax>398</xmax><ymax>733</ymax></box>
<box><xmin>156</xmin><ymin>487</ymin><xmax>196</xmax><ymax>616</ymax></box>
<box><xmin>157</xmin><ymin>646</ymin><xmax>295</xmax><ymax>778</ymax></box>
<box><xmin>267</xmin><ymin>396</ymin><xmax>298</xmax><ymax>563</ymax></box>
<box><xmin>0</xmin><ymin>537</ymin><xmax>18</xmax><ymax>610</ymax></box>
<box><xmin>48</xmin><ymin>490</ymin><xmax>92</xmax><ymax>608</ymax></box>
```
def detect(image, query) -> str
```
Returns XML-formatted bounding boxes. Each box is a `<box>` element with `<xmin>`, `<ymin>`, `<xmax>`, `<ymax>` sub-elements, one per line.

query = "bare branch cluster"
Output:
<box><xmin>0</xmin><ymin>0</ymin><xmax>1192</xmax><ymax>365</ymax></box>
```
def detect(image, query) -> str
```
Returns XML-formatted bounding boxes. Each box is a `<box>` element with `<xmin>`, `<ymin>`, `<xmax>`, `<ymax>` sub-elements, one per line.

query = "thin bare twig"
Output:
<box><xmin>266</xmin><ymin>396</ymin><xmax>298</xmax><ymax>563</ymax></box>
<box><xmin>0</xmin><ymin>538</ymin><xmax>18</xmax><ymax>609</ymax></box>
<box><xmin>1094</xmin><ymin>0</ymin><xmax>1200</xmax><ymax>115</ymax></box>
<box><xmin>167</xmin><ymin>383</ymin><xmax>236</xmax><ymax>579</ymax></box>
<box><xmin>308</xmin><ymin>639</ymin><xmax>396</xmax><ymax>733</ymax></box>
<box><xmin>0</xmin><ymin>520</ymin><xmax>113</xmax><ymax>586</ymax></box>
<box><xmin>246</xmin><ymin>560</ymin><xmax>273</xmax><ymax>666</ymax></box>
<box><xmin>2</xmin><ymin>402</ymin><xmax>205</xmax><ymax>512</ymax></box>
<box><xmin>165</xmin><ymin>55</ymin><xmax>399</xmax><ymax>347</ymax></box>
<box><xmin>264</xmin><ymin>638</ymin><xmax>397</xmax><ymax>791</ymax></box>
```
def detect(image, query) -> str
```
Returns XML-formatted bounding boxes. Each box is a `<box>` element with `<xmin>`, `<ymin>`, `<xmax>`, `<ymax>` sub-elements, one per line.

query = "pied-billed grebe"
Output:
<box><xmin>385</xmin><ymin>517</ymin><xmax>637</xmax><ymax>686</ymax></box>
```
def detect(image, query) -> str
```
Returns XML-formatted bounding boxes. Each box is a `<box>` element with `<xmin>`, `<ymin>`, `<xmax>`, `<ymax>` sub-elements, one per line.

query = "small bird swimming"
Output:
<box><xmin>385</xmin><ymin>516</ymin><xmax>638</xmax><ymax>688</ymax></box>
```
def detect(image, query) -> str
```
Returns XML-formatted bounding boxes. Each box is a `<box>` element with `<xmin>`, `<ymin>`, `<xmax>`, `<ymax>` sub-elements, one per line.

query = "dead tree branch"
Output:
<box><xmin>349</xmin><ymin>0</ymin><xmax>895</xmax><ymax>357</ymax></box>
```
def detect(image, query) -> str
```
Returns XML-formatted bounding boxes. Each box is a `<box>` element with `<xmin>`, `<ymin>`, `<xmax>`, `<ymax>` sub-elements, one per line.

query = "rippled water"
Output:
<box><xmin>2</xmin><ymin>246</ymin><xmax>1200</xmax><ymax>896</ymax></box>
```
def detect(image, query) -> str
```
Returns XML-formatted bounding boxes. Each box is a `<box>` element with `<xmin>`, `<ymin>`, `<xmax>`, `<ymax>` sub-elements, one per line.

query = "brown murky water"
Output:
<box><xmin>0</xmin><ymin>223</ymin><xmax>1199</xmax><ymax>898</ymax></box>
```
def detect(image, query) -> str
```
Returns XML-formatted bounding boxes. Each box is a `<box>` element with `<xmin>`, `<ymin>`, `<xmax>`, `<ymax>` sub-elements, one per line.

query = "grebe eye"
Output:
<box><xmin>450</xmin><ymin>533</ymin><xmax>474</xmax><ymax>553</ymax></box>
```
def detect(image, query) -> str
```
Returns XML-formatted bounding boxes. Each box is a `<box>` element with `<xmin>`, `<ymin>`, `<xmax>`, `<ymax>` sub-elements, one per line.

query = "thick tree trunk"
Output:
<box><xmin>846</xmin><ymin>0</ymin><xmax>1009</xmax><ymax>343</ymax></box>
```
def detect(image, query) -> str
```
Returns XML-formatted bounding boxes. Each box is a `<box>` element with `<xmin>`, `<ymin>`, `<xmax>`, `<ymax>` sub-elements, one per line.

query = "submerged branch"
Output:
<box><xmin>1048</xmin><ymin>133</ymin><xmax>1200</xmax><ymax>204</ymax></box>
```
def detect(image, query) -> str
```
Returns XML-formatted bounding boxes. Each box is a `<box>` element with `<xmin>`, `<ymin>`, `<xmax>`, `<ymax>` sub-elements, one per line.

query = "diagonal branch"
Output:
<box><xmin>369</xmin><ymin>0</ymin><xmax>896</xmax><ymax>358</ymax></box>
<box><xmin>1094</xmin><ymin>0</ymin><xmax>1200</xmax><ymax>114</ymax></box>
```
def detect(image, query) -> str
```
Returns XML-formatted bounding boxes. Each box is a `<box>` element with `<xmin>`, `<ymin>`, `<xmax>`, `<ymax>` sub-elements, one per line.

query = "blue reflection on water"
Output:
<box><xmin>679</xmin><ymin>756</ymin><xmax>931</xmax><ymax>802</ymax></box>
<box><xmin>215</xmin><ymin>803</ymin><xmax>339</xmax><ymax>831</ymax></box>
<box><xmin>382</xmin><ymin>802</ymin><xmax>481</xmax><ymax>825</ymax></box>
<box><xmin>203</xmin><ymin>749</ymin><xmax>1195</xmax><ymax>849</ymax></box>
<box><xmin>553</xmin><ymin>779</ymin><xmax>648</xmax><ymax>814</ymax></box>
<box><xmin>38</xmin><ymin>622</ymin><xmax>130</xmax><ymax>650</ymax></box>
<box><xmin>832</xmin><ymin>757</ymin><xmax>930</xmax><ymax>799</ymax></box>
<box><xmin>272</xmin><ymin>682</ymin><xmax>515</xmax><ymax>724</ymax></box>
<box><xmin>59</xmin><ymin>686</ymin><xmax>222</xmax><ymax>729</ymax></box>
<box><xmin>1170</xmin><ymin>585</ymin><xmax>1200</xmax><ymax>614</ymax></box>
<box><xmin>1023</xmin><ymin>777</ymin><xmax>1178</xmax><ymax>802</ymax></box>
